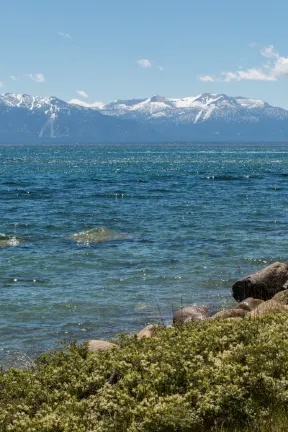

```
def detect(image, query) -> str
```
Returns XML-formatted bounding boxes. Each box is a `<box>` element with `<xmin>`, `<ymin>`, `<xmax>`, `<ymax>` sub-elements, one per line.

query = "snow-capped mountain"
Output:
<box><xmin>68</xmin><ymin>92</ymin><xmax>288</xmax><ymax>142</ymax></box>
<box><xmin>0</xmin><ymin>93</ymin><xmax>69</xmax><ymax>113</ymax></box>
<box><xmin>0</xmin><ymin>93</ymin><xmax>157</xmax><ymax>144</ymax></box>
<box><xmin>1</xmin><ymin>92</ymin><xmax>288</xmax><ymax>143</ymax></box>
<box><xmin>70</xmin><ymin>93</ymin><xmax>288</xmax><ymax>125</ymax></box>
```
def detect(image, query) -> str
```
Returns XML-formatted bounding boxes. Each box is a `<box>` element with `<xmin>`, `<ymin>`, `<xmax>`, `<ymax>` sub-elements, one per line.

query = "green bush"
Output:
<box><xmin>1</xmin><ymin>315</ymin><xmax>288</xmax><ymax>431</ymax></box>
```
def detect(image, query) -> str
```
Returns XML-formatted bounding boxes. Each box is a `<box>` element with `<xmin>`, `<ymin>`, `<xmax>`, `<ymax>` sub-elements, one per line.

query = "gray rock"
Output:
<box><xmin>235</xmin><ymin>297</ymin><xmax>264</xmax><ymax>312</ymax></box>
<box><xmin>210</xmin><ymin>308</ymin><xmax>247</xmax><ymax>320</ymax></box>
<box><xmin>232</xmin><ymin>262</ymin><xmax>288</xmax><ymax>302</ymax></box>
<box><xmin>173</xmin><ymin>305</ymin><xmax>209</xmax><ymax>324</ymax></box>
<box><xmin>87</xmin><ymin>340</ymin><xmax>117</xmax><ymax>352</ymax></box>
<box><xmin>272</xmin><ymin>290</ymin><xmax>288</xmax><ymax>305</ymax></box>
<box><xmin>249</xmin><ymin>300</ymin><xmax>288</xmax><ymax>318</ymax></box>
<box><xmin>137</xmin><ymin>324</ymin><xmax>156</xmax><ymax>339</ymax></box>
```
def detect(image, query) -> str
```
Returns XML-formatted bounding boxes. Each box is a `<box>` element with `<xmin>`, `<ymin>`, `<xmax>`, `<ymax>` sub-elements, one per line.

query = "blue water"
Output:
<box><xmin>1</xmin><ymin>143</ymin><xmax>288</xmax><ymax>364</ymax></box>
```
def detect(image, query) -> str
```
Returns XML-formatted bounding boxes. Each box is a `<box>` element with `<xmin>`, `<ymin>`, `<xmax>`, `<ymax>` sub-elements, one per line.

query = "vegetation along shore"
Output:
<box><xmin>0</xmin><ymin>262</ymin><xmax>288</xmax><ymax>431</ymax></box>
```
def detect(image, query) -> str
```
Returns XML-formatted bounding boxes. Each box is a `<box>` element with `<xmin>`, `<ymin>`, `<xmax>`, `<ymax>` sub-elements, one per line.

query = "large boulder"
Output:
<box><xmin>235</xmin><ymin>297</ymin><xmax>264</xmax><ymax>312</ymax></box>
<box><xmin>232</xmin><ymin>262</ymin><xmax>288</xmax><ymax>302</ymax></box>
<box><xmin>210</xmin><ymin>308</ymin><xmax>247</xmax><ymax>320</ymax></box>
<box><xmin>249</xmin><ymin>300</ymin><xmax>288</xmax><ymax>318</ymax></box>
<box><xmin>87</xmin><ymin>340</ymin><xmax>117</xmax><ymax>352</ymax></box>
<box><xmin>272</xmin><ymin>290</ymin><xmax>288</xmax><ymax>305</ymax></box>
<box><xmin>173</xmin><ymin>305</ymin><xmax>209</xmax><ymax>324</ymax></box>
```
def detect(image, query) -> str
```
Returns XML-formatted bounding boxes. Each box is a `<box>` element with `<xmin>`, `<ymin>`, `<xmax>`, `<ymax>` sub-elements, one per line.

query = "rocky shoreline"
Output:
<box><xmin>87</xmin><ymin>261</ymin><xmax>288</xmax><ymax>352</ymax></box>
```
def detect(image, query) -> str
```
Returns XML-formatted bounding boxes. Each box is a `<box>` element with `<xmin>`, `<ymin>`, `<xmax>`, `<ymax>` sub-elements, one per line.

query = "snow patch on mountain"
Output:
<box><xmin>0</xmin><ymin>93</ymin><xmax>71</xmax><ymax>116</ymax></box>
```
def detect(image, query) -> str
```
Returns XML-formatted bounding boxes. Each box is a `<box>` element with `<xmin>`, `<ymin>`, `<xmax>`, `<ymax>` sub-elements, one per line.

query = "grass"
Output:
<box><xmin>1</xmin><ymin>314</ymin><xmax>288</xmax><ymax>431</ymax></box>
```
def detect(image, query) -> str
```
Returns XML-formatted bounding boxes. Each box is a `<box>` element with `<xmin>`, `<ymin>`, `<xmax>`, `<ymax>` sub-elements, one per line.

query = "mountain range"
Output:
<box><xmin>1</xmin><ymin>92</ymin><xmax>288</xmax><ymax>143</ymax></box>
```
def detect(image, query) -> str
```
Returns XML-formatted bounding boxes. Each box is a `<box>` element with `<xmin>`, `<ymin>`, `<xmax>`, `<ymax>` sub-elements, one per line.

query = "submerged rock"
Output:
<box><xmin>0</xmin><ymin>233</ymin><xmax>21</xmax><ymax>247</ymax></box>
<box><xmin>232</xmin><ymin>262</ymin><xmax>288</xmax><ymax>302</ymax></box>
<box><xmin>70</xmin><ymin>227</ymin><xmax>125</xmax><ymax>244</ymax></box>
<box><xmin>173</xmin><ymin>305</ymin><xmax>209</xmax><ymax>324</ymax></box>
<box><xmin>249</xmin><ymin>300</ymin><xmax>288</xmax><ymax>318</ymax></box>
<box><xmin>87</xmin><ymin>340</ymin><xmax>118</xmax><ymax>352</ymax></box>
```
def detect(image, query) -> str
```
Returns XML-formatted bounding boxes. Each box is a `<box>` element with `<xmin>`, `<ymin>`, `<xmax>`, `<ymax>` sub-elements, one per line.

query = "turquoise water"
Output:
<box><xmin>1</xmin><ymin>143</ymin><xmax>288</xmax><ymax>363</ymax></box>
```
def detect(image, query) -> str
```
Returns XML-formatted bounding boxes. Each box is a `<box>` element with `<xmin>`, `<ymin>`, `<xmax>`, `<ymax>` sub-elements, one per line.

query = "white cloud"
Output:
<box><xmin>0</xmin><ymin>81</ymin><xmax>4</xmax><ymax>87</ymax></box>
<box><xmin>58</xmin><ymin>32</ymin><xmax>71</xmax><ymax>39</ymax></box>
<box><xmin>76</xmin><ymin>90</ymin><xmax>89</xmax><ymax>99</ymax></box>
<box><xmin>200</xmin><ymin>75</ymin><xmax>217</xmax><ymax>82</ymax></box>
<box><xmin>28</xmin><ymin>73</ymin><xmax>45</xmax><ymax>83</ymax></box>
<box><xmin>10</xmin><ymin>75</ymin><xmax>17</xmax><ymax>81</ymax></box>
<box><xmin>249</xmin><ymin>42</ymin><xmax>258</xmax><ymax>48</ymax></box>
<box><xmin>273</xmin><ymin>55</ymin><xmax>288</xmax><ymax>77</ymax></box>
<box><xmin>260</xmin><ymin>45</ymin><xmax>277</xmax><ymax>59</ymax></box>
<box><xmin>221</xmin><ymin>69</ymin><xmax>276</xmax><ymax>82</ymax></box>
<box><xmin>137</xmin><ymin>59</ymin><xmax>152</xmax><ymax>68</ymax></box>
<box><xmin>158</xmin><ymin>66</ymin><xmax>164</xmax><ymax>71</ymax></box>
<box><xmin>200</xmin><ymin>45</ymin><xmax>288</xmax><ymax>83</ymax></box>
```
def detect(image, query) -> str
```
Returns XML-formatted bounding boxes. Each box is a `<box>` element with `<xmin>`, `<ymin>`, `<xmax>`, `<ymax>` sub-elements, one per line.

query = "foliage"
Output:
<box><xmin>1</xmin><ymin>315</ymin><xmax>288</xmax><ymax>431</ymax></box>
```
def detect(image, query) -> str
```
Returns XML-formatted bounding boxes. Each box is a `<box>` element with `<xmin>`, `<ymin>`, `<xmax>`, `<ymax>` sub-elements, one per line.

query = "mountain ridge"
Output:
<box><xmin>1</xmin><ymin>92</ymin><xmax>288</xmax><ymax>143</ymax></box>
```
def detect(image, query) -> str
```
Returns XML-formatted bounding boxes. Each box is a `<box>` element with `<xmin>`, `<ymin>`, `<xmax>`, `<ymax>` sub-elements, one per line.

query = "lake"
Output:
<box><xmin>1</xmin><ymin>143</ymin><xmax>288</xmax><ymax>364</ymax></box>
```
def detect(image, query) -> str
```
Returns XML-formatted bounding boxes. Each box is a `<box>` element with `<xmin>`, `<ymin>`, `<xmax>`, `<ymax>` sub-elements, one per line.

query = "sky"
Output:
<box><xmin>1</xmin><ymin>0</ymin><xmax>288</xmax><ymax>108</ymax></box>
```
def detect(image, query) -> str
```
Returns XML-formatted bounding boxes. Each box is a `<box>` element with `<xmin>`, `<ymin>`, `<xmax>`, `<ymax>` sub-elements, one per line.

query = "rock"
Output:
<box><xmin>173</xmin><ymin>305</ymin><xmax>209</xmax><ymax>324</ymax></box>
<box><xmin>210</xmin><ymin>308</ymin><xmax>247</xmax><ymax>320</ymax></box>
<box><xmin>232</xmin><ymin>262</ymin><xmax>288</xmax><ymax>302</ymax></box>
<box><xmin>137</xmin><ymin>324</ymin><xmax>156</xmax><ymax>339</ymax></box>
<box><xmin>0</xmin><ymin>233</ymin><xmax>21</xmax><ymax>247</ymax></box>
<box><xmin>70</xmin><ymin>227</ymin><xmax>125</xmax><ymax>244</ymax></box>
<box><xmin>235</xmin><ymin>297</ymin><xmax>264</xmax><ymax>312</ymax></box>
<box><xmin>249</xmin><ymin>300</ymin><xmax>288</xmax><ymax>318</ymax></box>
<box><xmin>87</xmin><ymin>340</ymin><xmax>117</xmax><ymax>352</ymax></box>
<box><xmin>272</xmin><ymin>290</ymin><xmax>288</xmax><ymax>305</ymax></box>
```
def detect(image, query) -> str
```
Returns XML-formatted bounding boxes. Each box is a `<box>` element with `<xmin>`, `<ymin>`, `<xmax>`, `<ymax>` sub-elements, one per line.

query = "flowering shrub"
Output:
<box><xmin>1</xmin><ymin>315</ymin><xmax>288</xmax><ymax>431</ymax></box>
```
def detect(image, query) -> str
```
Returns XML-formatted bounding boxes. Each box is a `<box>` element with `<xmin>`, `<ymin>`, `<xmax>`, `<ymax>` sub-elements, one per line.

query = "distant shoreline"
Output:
<box><xmin>1</xmin><ymin>141</ymin><xmax>288</xmax><ymax>146</ymax></box>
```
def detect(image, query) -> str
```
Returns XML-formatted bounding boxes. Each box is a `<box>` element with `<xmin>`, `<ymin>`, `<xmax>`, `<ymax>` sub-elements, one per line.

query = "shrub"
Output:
<box><xmin>1</xmin><ymin>315</ymin><xmax>288</xmax><ymax>431</ymax></box>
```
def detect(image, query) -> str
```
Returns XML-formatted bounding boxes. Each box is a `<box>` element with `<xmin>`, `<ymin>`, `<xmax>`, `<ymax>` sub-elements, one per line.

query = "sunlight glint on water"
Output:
<box><xmin>0</xmin><ymin>143</ymin><xmax>288</xmax><ymax>363</ymax></box>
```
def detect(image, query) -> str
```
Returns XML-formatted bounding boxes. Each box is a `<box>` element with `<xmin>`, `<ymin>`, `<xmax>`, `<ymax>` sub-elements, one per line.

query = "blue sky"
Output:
<box><xmin>2</xmin><ymin>0</ymin><xmax>288</xmax><ymax>107</ymax></box>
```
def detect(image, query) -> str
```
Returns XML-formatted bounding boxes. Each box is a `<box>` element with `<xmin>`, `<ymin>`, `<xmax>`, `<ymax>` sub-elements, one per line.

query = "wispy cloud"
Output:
<box><xmin>76</xmin><ymin>90</ymin><xmax>88</xmax><ymax>99</ymax></box>
<box><xmin>200</xmin><ymin>75</ymin><xmax>216</xmax><ymax>82</ymax></box>
<box><xmin>249</xmin><ymin>42</ymin><xmax>258</xmax><ymax>48</ymax></box>
<box><xmin>260</xmin><ymin>45</ymin><xmax>277</xmax><ymax>59</ymax></box>
<box><xmin>137</xmin><ymin>59</ymin><xmax>152</xmax><ymax>68</ymax></box>
<box><xmin>57</xmin><ymin>32</ymin><xmax>71</xmax><ymax>39</ymax></box>
<box><xmin>222</xmin><ymin>69</ymin><xmax>275</xmax><ymax>82</ymax></box>
<box><xmin>0</xmin><ymin>81</ymin><xmax>4</xmax><ymax>87</ymax></box>
<box><xmin>28</xmin><ymin>73</ymin><xmax>45</xmax><ymax>83</ymax></box>
<box><xmin>158</xmin><ymin>66</ymin><xmax>164</xmax><ymax>71</ymax></box>
<box><xmin>200</xmin><ymin>45</ymin><xmax>288</xmax><ymax>82</ymax></box>
<box><xmin>10</xmin><ymin>75</ymin><xmax>17</xmax><ymax>81</ymax></box>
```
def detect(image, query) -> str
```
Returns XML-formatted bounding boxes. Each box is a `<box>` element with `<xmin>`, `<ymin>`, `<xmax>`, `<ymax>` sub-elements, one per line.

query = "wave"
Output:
<box><xmin>201</xmin><ymin>175</ymin><xmax>260</xmax><ymax>181</ymax></box>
